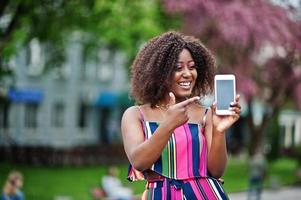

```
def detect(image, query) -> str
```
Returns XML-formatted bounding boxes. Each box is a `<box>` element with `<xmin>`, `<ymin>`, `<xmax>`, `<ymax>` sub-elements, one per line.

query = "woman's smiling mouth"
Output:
<box><xmin>178</xmin><ymin>81</ymin><xmax>192</xmax><ymax>89</ymax></box>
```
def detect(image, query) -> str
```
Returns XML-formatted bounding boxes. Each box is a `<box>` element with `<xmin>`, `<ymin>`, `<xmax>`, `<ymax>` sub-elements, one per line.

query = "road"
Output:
<box><xmin>228</xmin><ymin>187</ymin><xmax>301</xmax><ymax>200</ymax></box>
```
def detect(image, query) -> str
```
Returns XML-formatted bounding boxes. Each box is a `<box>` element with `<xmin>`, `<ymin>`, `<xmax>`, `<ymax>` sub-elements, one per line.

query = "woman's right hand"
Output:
<box><xmin>163</xmin><ymin>92</ymin><xmax>200</xmax><ymax>130</ymax></box>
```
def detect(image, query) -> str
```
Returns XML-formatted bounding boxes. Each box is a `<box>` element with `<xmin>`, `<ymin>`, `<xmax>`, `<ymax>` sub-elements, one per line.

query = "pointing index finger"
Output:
<box><xmin>177</xmin><ymin>96</ymin><xmax>200</xmax><ymax>107</ymax></box>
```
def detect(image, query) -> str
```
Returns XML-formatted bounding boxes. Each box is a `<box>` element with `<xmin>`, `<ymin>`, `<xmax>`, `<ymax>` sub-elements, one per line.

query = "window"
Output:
<box><xmin>0</xmin><ymin>103</ymin><xmax>9</xmax><ymax>129</ymax></box>
<box><xmin>97</xmin><ymin>48</ymin><xmax>113</xmax><ymax>81</ymax></box>
<box><xmin>99</xmin><ymin>107</ymin><xmax>111</xmax><ymax>144</ymax></box>
<box><xmin>51</xmin><ymin>102</ymin><xmax>65</xmax><ymax>127</ymax></box>
<box><xmin>26</xmin><ymin>38</ymin><xmax>44</xmax><ymax>76</ymax></box>
<box><xmin>81</xmin><ymin>47</ymin><xmax>97</xmax><ymax>81</ymax></box>
<box><xmin>97</xmin><ymin>63</ymin><xmax>113</xmax><ymax>82</ymax></box>
<box><xmin>78</xmin><ymin>103</ymin><xmax>89</xmax><ymax>128</ymax></box>
<box><xmin>24</xmin><ymin>103</ymin><xmax>38</xmax><ymax>128</ymax></box>
<box><xmin>81</xmin><ymin>47</ymin><xmax>114</xmax><ymax>81</ymax></box>
<box><xmin>82</xmin><ymin>59</ymin><xmax>97</xmax><ymax>80</ymax></box>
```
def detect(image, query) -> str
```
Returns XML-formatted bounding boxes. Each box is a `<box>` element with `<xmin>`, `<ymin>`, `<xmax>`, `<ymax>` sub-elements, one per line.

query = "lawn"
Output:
<box><xmin>223</xmin><ymin>157</ymin><xmax>299</xmax><ymax>193</ymax></box>
<box><xmin>0</xmin><ymin>157</ymin><xmax>298</xmax><ymax>200</ymax></box>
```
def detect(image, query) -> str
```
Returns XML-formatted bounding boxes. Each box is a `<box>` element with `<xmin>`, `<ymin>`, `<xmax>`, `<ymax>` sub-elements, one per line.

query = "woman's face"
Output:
<box><xmin>170</xmin><ymin>48</ymin><xmax>197</xmax><ymax>101</ymax></box>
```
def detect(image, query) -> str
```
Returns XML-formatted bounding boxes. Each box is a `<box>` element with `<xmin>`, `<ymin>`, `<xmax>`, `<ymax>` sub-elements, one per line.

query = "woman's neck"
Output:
<box><xmin>158</xmin><ymin>95</ymin><xmax>188</xmax><ymax>106</ymax></box>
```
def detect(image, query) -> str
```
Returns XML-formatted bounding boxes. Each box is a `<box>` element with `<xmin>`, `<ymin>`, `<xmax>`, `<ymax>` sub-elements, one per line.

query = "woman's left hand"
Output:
<box><xmin>211</xmin><ymin>94</ymin><xmax>241</xmax><ymax>133</ymax></box>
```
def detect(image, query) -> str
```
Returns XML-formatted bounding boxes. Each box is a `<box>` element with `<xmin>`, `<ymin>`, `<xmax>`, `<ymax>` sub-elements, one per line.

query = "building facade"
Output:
<box><xmin>0</xmin><ymin>38</ymin><xmax>131</xmax><ymax>148</ymax></box>
<box><xmin>279</xmin><ymin>110</ymin><xmax>301</xmax><ymax>148</ymax></box>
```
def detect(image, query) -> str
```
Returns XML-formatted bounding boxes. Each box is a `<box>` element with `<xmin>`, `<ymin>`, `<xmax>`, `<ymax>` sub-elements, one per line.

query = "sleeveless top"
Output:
<box><xmin>127</xmin><ymin>106</ymin><xmax>209</xmax><ymax>181</ymax></box>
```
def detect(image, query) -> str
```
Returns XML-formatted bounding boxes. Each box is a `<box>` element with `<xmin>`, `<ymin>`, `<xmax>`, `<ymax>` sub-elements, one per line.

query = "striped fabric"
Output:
<box><xmin>143</xmin><ymin>177</ymin><xmax>229</xmax><ymax>200</ymax></box>
<box><xmin>127</xmin><ymin>164</ymin><xmax>145</xmax><ymax>181</ymax></box>
<box><xmin>127</xmin><ymin>122</ymin><xmax>208</xmax><ymax>181</ymax></box>
<box><xmin>145</xmin><ymin>122</ymin><xmax>208</xmax><ymax>179</ymax></box>
<box><xmin>127</xmin><ymin>107</ymin><xmax>229</xmax><ymax>199</ymax></box>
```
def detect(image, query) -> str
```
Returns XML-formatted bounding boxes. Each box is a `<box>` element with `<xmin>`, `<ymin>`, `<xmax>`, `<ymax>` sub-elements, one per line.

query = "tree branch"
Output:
<box><xmin>0</xmin><ymin>0</ymin><xmax>9</xmax><ymax>17</ymax></box>
<box><xmin>259</xmin><ymin>112</ymin><xmax>272</xmax><ymax>135</ymax></box>
<box><xmin>246</xmin><ymin>98</ymin><xmax>255</xmax><ymax>134</ymax></box>
<box><xmin>0</xmin><ymin>2</ymin><xmax>26</xmax><ymax>51</ymax></box>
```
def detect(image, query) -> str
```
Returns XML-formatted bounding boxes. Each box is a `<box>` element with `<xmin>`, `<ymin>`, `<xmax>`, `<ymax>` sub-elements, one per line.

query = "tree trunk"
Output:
<box><xmin>248</xmin><ymin>129</ymin><xmax>263</xmax><ymax>156</ymax></box>
<box><xmin>246</xmin><ymin>99</ymin><xmax>275</xmax><ymax>156</ymax></box>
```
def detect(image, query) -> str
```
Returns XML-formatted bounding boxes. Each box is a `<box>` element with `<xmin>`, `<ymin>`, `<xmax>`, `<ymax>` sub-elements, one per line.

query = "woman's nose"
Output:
<box><xmin>182</xmin><ymin>67</ymin><xmax>191</xmax><ymax>77</ymax></box>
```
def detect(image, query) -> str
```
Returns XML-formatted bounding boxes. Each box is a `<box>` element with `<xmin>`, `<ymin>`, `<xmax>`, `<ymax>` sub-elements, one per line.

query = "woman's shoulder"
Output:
<box><xmin>189</xmin><ymin>103</ymin><xmax>211</xmax><ymax>122</ymax></box>
<box><xmin>122</xmin><ymin>104</ymin><xmax>149</xmax><ymax>120</ymax></box>
<box><xmin>123</xmin><ymin>106</ymin><xmax>139</xmax><ymax>117</ymax></box>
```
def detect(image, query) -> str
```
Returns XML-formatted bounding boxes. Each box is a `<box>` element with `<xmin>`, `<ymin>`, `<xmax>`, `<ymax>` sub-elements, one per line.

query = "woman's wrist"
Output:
<box><xmin>160</xmin><ymin>119</ymin><xmax>175</xmax><ymax>133</ymax></box>
<box><xmin>213</xmin><ymin>125</ymin><xmax>226</xmax><ymax>135</ymax></box>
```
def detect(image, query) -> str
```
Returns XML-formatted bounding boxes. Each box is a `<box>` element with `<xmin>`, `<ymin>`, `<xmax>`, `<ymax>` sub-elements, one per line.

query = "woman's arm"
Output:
<box><xmin>205</xmin><ymin>95</ymin><xmax>241</xmax><ymax>178</ymax></box>
<box><xmin>121</xmin><ymin>95</ymin><xmax>200</xmax><ymax>171</ymax></box>
<box><xmin>121</xmin><ymin>106</ymin><xmax>174</xmax><ymax>171</ymax></box>
<box><xmin>205</xmin><ymin>113</ymin><xmax>228</xmax><ymax>178</ymax></box>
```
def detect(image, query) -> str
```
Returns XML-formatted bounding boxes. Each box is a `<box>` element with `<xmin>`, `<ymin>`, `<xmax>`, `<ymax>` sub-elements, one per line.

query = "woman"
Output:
<box><xmin>121</xmin><ymin>31</ymin><xmax>241</xmax><ymax>199</ymax></box>
<box><xmin>1</xmin><ymin>171</ymin><xmax>25</xmax><ymax>200</ymax></box>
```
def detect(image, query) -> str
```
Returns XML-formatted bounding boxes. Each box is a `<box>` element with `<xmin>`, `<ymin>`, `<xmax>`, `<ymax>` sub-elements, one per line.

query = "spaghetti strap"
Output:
<box><xmin>202</xmin><ymin>108</ymin><xmax>209</xmax><ymax>128</ymax></box>
<box><xmin>136</xmin><ymin>106</ymin><xmax>145</xmax><ymax>122</ymax></box>
<box><xmin>136</xmin><ymin>106</ymin><xmax>147</xmax><ymax>140</ymax></box>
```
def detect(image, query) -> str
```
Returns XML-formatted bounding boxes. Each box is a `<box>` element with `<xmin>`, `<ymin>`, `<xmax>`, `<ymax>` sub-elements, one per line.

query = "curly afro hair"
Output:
<box><xmin>130</xmin><ymin>31</ymin><xmax>216</xmax><ymax>107</ymax></box>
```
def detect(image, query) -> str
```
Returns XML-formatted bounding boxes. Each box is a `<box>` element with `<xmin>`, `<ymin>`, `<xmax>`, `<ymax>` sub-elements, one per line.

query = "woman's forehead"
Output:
<box><xmin>177</xmin><ymin>49</ymin><xmax>193</xmax><ymax>61</ymax></box>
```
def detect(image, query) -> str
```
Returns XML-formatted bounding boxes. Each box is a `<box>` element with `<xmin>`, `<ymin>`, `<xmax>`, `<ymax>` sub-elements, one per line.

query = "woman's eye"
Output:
<box><xmin>188</xmin><ymin>65</ymin><xmax>196</xmax><ymax>69</ymax></box>
<box><xmin>188</xmin><ymin>62</ymin><xmax>196</xmax><ymax>69</ymax></box>
<box><xmin>176</xmin><ymin>65</ymin><xmax>183</xmax><ymax>71</ymax></box>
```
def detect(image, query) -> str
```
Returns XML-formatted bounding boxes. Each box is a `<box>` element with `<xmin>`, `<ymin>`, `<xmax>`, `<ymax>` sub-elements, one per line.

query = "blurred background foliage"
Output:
<box><xmin>163</xmin><ymin>0</ymin><xmax>301</xmax><ymax>156</ymax></box>
<box><xmin>0</xmin><ymin>0</ymin><xmax>179</xmax><ymax>76</ymax></box>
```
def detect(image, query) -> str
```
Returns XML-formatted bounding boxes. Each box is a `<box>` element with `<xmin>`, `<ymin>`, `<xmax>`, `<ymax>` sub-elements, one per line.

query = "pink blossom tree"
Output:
<box><xmin>164</xmin><ymin>0</ymin><xmax>301</xmax><ymax>155</ymax></box>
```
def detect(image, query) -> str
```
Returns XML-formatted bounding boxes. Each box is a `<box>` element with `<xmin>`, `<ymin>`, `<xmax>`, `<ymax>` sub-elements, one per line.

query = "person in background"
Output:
<box><xmin>101</xmin><ymin>166</ymin><xmax>132</xmax><ymax>200</ymax></box>
<box><xmin>1</xmin><ymin>171</ymin><xmax>25</xmax><ymax>200</ymax></box>
<box><xmin>248</xmin><ymin>150</ymin><xmax>267</xmax><ymax>200</ymax></box>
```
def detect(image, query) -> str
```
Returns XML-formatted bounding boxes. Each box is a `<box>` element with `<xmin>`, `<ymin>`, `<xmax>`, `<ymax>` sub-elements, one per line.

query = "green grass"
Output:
<box><xmin>0</xmin><ymin>163</ymin><xmax>108</xmax><ymax>200</ymax></box>
<box><xmin>223</xmin><ymin>157</ymin><xmax>299</xmax><ymax>193</ymax></box>
<box><xmin>268</xmin><ymin>158</ymin><xmax>299</xmax><ymax>186</ymax></box>
<box><xmin>223</xmin><ymin>157</ymin><xmax>249</xmax><ymax>192</ymax></box>
<box><xmin>0</xmin><ymin>157</ymin><xmax>298</xmax><ymax>200</ymax></box>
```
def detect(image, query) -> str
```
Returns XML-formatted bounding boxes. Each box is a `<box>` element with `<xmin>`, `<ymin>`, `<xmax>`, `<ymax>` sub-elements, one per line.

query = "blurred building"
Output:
<box><xmin>0</xmin><ymin>38</ymin><xmax>132</xmax><ymax>149</ymax></box>
<box><xmin>279</xmin><ymin>110</ymin><xmax>301</xmax><ymax>148</ymax></box>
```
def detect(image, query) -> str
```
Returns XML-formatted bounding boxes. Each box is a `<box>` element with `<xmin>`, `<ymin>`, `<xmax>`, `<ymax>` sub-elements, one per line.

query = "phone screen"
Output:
<box><xmin>216</xmin><ymin>80</ymin><xmax>234</xmax><ymax>110</ymax></box>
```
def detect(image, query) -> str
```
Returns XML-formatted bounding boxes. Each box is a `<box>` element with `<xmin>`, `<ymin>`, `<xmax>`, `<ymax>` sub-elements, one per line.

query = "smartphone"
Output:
<box><xmin>214</xmin><ymin>74</ymin><xmax>236</xmax><ymax>115</ymax></box>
